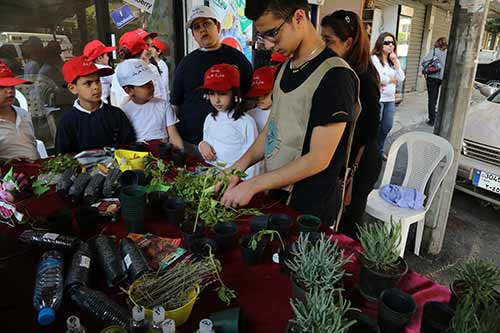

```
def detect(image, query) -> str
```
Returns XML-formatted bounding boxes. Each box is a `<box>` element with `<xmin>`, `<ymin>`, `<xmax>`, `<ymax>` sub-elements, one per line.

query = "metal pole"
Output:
<box><xmin>426</xmin><ymin>0</ymin><xmax>490</xmax><ymax>254</ymax></box>
<box><xmin>94</xmin><ymin>0</ymin><xmax>111</xmax><ymax>45</ymax></box>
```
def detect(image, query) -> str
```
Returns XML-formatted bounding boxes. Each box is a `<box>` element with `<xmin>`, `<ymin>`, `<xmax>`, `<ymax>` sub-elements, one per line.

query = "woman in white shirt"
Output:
<box><xmin>371</xmin><ymin>32</ymin><xmax>405</xmax><ymax>160</ymax></box>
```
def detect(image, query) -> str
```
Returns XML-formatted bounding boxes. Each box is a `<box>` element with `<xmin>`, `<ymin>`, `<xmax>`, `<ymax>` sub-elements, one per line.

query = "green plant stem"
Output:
<box><xmin>194</xmin><ymin>170</ymin><xmax>212</xmax><ymax>233</ymax></box>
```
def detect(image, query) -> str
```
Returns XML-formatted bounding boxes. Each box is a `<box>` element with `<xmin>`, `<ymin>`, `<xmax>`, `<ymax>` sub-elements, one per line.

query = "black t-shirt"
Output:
<box><xmin>55</xmin><ymin>103</ymin><xmax>136</xmax><ymax>154</ymax></box>
<box><xmin>170</xmin><ymin>44</ymin><xmax>253</xmax><ymax>144</ymax></box>
<box><xmin>279</xmin><ymin>48</ymin><xmax>358</xmax><ymax>225</ymax></box>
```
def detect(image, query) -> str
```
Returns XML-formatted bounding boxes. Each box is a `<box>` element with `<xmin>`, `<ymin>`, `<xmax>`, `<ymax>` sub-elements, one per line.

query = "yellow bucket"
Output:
<box><xmin>128</xmin><ymin>281</ymin><xmax>200</xmax><ymax>326</ymax></box>
<box><xmin>114</xmin><ymin>149</ymin><xmax>150</xmax><ymax>171</ymax></box>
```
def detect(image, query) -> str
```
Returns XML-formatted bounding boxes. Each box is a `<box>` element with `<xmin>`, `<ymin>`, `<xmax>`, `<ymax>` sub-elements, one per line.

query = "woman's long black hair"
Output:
<box><xmin>207</xmin><ymin>87</ymin><xmax>246</xmax><ymax>121</ymax></box>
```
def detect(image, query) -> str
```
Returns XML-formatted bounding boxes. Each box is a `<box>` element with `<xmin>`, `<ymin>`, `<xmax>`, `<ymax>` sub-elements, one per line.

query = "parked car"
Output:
<box><xmin>0</xmin><ymin>32</ymin><xmax>73</xmax><ymax>63</ymax></box>
<box><xmin>457</xmin><ymin>85</ymin><xmax>500</xmax><ymax>206</ymax></box>
<box><xmin>475</xmin><ymin>59</ymin><xmax>500</xmax><ymax>88</ymax></box>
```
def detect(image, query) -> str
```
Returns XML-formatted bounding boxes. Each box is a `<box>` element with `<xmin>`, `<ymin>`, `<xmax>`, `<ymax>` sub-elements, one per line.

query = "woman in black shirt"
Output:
<box><xmin>321</xmin><ymin>10</ymin><xmax>383</xmax><ymax>239</ymax></box>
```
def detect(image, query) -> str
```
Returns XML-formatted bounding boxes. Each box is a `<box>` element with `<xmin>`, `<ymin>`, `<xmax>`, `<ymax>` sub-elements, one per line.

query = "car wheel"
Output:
<box><xmin>486</xmin><ymin>80</ymin><xmax>500</xmax><ymax>88</ymax></box>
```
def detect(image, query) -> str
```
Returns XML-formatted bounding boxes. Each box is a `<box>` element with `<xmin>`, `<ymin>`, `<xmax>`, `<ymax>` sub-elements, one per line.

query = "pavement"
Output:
<box><xmin>372</xmin><ymin>90</ymin><xmax>500</xmax><ymax>286</ymax></box>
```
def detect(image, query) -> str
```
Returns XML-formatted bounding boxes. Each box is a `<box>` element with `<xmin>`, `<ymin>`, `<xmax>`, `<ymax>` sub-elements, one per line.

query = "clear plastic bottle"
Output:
<box><xmin>161</xmin><ymin>319</ymin><xmax>176</xmax><ymax>333</ymax></box>
<box><xmin>33</xmin><ymin>250</ymin><xmax>64</xmax><ymax>326</ymax></box>
<box><xmin>130</xmin><ymin>305</ymin><xmax>149</xmax><ymax>333</ymax></box>
<box><xmin>150</xmin><ymin>306</ymin><xmax>165</xmax><ymax>332</ymax></box>
<box><xmin>66</xmin><ymin>315</ymin><xmax>86</xmax><ymax>333</ymax></box>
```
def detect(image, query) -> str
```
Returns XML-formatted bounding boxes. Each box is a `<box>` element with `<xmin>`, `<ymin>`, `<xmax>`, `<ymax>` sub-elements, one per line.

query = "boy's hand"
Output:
<box><xmin>199</xmin><ymin>141</ymin><xmax>217</xmax><ymax>161</ymax></box>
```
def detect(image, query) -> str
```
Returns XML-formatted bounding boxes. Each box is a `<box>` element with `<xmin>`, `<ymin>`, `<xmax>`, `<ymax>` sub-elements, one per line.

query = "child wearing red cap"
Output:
<box><xmin>151</xmin><ymin>38</ymin><xmax>170</xmax><ymax>101</ymax></box>
<box><xmin>198</xmin><ymin>64</ymin><xmax>258</xmax><ymax>178</ymax></box>
<box><xmin>55</xmin><ymin>56</ymin><xmax>136</xmax><ymax>154</ymax></box>
<box><xmin>246</xmin><ymin>66</ymin><xmax>276</xmax><ymax>133</ymax></box>
<box><xmin>83</xmin><ymin>40</ymin><xmax>116</xmax><ymax>103</ymax></box>
<box><xmin>0</xmin><ymin>61</ymin><xmax>39</xmax><ymax>163</ymax></box>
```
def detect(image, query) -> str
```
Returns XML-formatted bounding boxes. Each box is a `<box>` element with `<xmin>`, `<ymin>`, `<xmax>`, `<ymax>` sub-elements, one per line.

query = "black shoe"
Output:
<box><xmin>426</xmin><ymin>119</ymin><xmax>434</xmax><ymax>126</ymax></box>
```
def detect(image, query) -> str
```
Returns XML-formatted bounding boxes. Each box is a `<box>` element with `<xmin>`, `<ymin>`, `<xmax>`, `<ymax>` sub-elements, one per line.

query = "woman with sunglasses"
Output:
<box><xmin>320</xmin><ymin>10</ymin><xmax>382</xmax><ymax>238</ymax></box>
<box><xmin>371</xmin><ymin>33</ymin><xmax>405</xmax><ymax>160</ymax></box>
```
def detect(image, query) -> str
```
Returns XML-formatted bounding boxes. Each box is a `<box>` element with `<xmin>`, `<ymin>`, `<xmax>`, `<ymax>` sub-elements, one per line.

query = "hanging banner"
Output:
<box><xmin>124</xmin><ymin>0</ymin><xmax>155</xmax><ymax>14</ymax></box>
<box><xmin>111</xmin><ymin>4</ymin><xmax>136</xmax><ymax>29</ymax></box>
<box><xmin>210</xmin><ymin>0</ymin><xmax>253</xmax><ymax>62</ymax></box>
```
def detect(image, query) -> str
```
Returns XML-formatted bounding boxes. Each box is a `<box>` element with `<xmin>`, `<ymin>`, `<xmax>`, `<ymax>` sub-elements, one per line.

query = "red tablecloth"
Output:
<box><xmin>0</xmin><ymin>152</ymin><xmax>450</xmax><ymax>333</ymax></box>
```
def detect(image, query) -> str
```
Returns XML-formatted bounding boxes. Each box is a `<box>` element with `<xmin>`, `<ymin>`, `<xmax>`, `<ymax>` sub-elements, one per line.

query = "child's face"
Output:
<box><xmin>68</xmin><ymin>73</ymin><xmax>102</xmax><ymax>103</ymax></box>
<box><xmin>0</xmin><ymin>86</ymin><xmax>16</xmax><ymax>108</ymax></box>
<box><xmin>142</xmin><ymin>37</ymin><xmax>154</xmax><ymax>62</ymax></box>
<box><xmin>125</xmin><ymin>81</ymin><xmax>154</xmax><ymax>104</ymax></box>
<box><xmin>208</xmin><ymin>90</ymin><xmax>233</xmax><ymax>113</ymax></box>
<box><xmin>257</xmin><ymin>91</ymin><xmax>272</xmax><ymax>110</ymax></box>
<box><xmin>95</xmin><ymin>53</ymin><xmax>110</xmax><ymax>66</ymax></box>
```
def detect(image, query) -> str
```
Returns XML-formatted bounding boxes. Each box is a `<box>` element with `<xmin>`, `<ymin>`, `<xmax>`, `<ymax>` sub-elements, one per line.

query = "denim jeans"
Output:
<box><xmin>377</xmin><ymin>101</ymin><xmax>396</xmax><ymax>155</ymax></box>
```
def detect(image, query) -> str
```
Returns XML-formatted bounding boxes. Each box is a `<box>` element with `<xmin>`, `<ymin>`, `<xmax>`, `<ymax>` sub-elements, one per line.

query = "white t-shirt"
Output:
<box><xmin>122</xmin><ymin>97</ymin><xmax>178</xmax><ymax>142</ymax></box>
<box><xmin>149</xmin><ymin>63</ymin><xmax>167</xmax><ymax>101</ymax></box>
<box><xmin>95</xmin><ymin>63</ymin><xmax>114</xmax><ymax>103</ymax></box>
<box><xmin>247</xmin><ymin>107</ymin><xmax>271</xmax><ymax>133</ymax></box>
<box><xmin>202</xmin><ymin>111</ymin><xmax>259</xmax><ymax>178</ymax></box>
<box><xmin>157</xmin><ymin>59</ymin><xmax>170</xmax><ymax>99</ymax></box>
<box><xmin>371</xmin><ymin>55</ymin><xmax>405</xmax><ymax>102</ymax></box>
<box><xmin>0</xmin><ymin>106</ymin><xmax>39</xmax><ymax>161</ymax></box>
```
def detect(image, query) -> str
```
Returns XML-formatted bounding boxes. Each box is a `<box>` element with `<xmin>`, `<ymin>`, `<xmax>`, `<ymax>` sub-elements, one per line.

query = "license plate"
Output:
<box><xmin>472</xmin><ymin>170</ymin><xmax>500</xmax><ymax>194</ymax></box>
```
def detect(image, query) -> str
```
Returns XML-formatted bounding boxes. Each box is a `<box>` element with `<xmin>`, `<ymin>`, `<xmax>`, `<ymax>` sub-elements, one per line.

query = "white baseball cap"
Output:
<box><xmin>116</xmin><ymin>59</ymin><xmax>155</xmax><ymax>87</ymax></box>
<box><xmin>186</xmin><ymin>5</ymin><xmax>219</xmax><ymax>29</ymax></box>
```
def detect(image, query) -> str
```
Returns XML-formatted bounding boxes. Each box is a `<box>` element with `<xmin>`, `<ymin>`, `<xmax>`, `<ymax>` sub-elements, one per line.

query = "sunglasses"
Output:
<box><xmin>383</xmin><ymin>40</ymin><xmax>395</xmax><ymax>46</ymax></box>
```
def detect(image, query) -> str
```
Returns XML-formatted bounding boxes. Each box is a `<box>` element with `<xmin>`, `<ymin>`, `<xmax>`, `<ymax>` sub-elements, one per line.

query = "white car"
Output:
<box><xmin>457</xmin><ymin>86</ymin><xmax>500</xmax><ymax>206</ymax></box>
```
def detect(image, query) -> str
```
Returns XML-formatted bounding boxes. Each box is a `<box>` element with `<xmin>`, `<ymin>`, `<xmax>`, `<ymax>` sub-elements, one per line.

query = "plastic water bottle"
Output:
<box><xmin>150</xmin><ymin>306</ymin><xmax>165</xmax><ymax>332</ymax></box>
<box><xmin>161</xmin><ymin>319</ymin><xmax>176</xmax><ymax>333</ymax></box>
<box><xmin>33</xmin><ymin>250</ymin><xmax>64</xmax><ymax>326</ymax></box>
<box><xmin>198</xmin><ymin>319</ymin><xmax>214</xmax><ymax>333</ymax></box>
<box><xmin>130</xmin><ymin>305</ymin><xmax>149</xmax><ymax>333</ymax></box>
<box><xmin>66</xmin><ymin>315</ymin><xmax>86</xmax><ymax>333</ymax></box>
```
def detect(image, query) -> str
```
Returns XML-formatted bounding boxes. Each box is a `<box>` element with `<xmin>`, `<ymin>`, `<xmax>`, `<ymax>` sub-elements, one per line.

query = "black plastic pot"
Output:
<box><xmin>299</xmin><ymin>231</ymin><xmax>321</xmax><ymax>245</ymax></box>
<box><xmin>158</xmin><ymin>142</ymin><xmax>173</xmax><ymax>160</ymax></box>
<box><xmin>239</xmin><ymin>235</ymin><xmax>267</xmax><ymax>266</ymax></box>
<box><xmin>209</xmin><ymin>307</ymin><xmax>246</xmax><ymax>333</ymax></box>
<box><xmin>359</xmin><ymin>257</ymin><xmax>409</xmax><ymax>300</ymax></box>
<box><xmin>189</xmin><ymin>237</ymin><xmax>217</xmax><ymax>261</ymax></box>
<box><xmin>249</xmin><ymin>215</ymin><xmax>269</xmax><ymax>233</ymax></box>
<box><xmin>181</xmin><ymin>220</ymin><xmax>205</xmax><ymax>249</ymax></box>
<box><xmin>147</xmin><ymin>191</ymin><xmax>170</xmax><ymax>214</ymax></box>
<box><xmin>162</xmin><ymin>197</ymin><xmax>186</xmax><ymax>226</ymax></box>
<box><xmin>75</xmin><ymin>207</ymin><xmax>100</xmax><ymax>236</ymax></box>
<box><xmin>172</xmin><ymin>150</ymin><xmax>186</xmax><ymax>167</ymax></box>
<box><xmin>47</xmin><ymin>210</ymin><xmax>74</xmax><ymax>235</ymax></box>
<box><xmin>378</xmin><ymin>288</ymin><xmax>416</xmax><ymax>333</ymax></box>
<box><xmin>278</xmin><ymin>243</ymin><xmax>296</xmax><ymax>275</ymax></box>
<box><xmin>120</xmin><ymin>186</ymin><xmax>147</xmax><ymax>234</ymax></box>
<box><xmin>421</xmin><ymin>301</ymin><xmax>453</xmax><ymax>333</ymax></box>
<box><xmin>348</xmin><ymin>311</ymin><xmax>380</xmax><ymax>333</ymax></box>
<box><xmin>297</xmin><ymin>214</ymin><xmax>321</xmax><ymax>233</ymax></box>
<box><xmin>130</xmin><ymin>142</ymin><xmax>148</xmax><ymax>152</ymax></box>
<box><xmin>120</xmin><ymin>170</ymin><xmax>148</xmax><ymax>187</ymax></box>
<box><xmin>269</xmin><ymin>213</ymin><xmax>294</xmax><ymax>239</ymax></box>
<box><xmin>214</xmin><ymin>222</ymin><xmax>239</xmax><ymax>252</ymax></box>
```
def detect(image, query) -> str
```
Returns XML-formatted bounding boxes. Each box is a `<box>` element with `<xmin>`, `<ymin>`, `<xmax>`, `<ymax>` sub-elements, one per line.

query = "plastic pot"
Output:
<box><xmin>172</xmin><ymin>150</ymin><xmax>186</xmax><ymax>168</ymax></box>
<box><xmin>421</xmin><ymin>301</ymin><xmax>453</xmax><ymax>333</ymax></box>
<box><xmin>75</xmin><ymin>207</ymin><xmax>100</xmax><ymax>236</ymax></box>
<box><xmin>158</xmin><ymin>142</ymin><xmax>173</xmax><ymax>160</ymax></box>
<box><xmin>347</xmin><ymin>311</ymin><xmax>380</xmax><ymax>333</ymax></box>
<box><xmin>378</xmin><ymin>288</ymin><xmax>416</xmax><ymax>333</ymax></box>
<box><xmin>130</xmin><ymin>142</ymin><xmax>148</xmax><ymax>152</ymax></box>
<box><xmin>269</xmin><ymin>213</ymin><xmax>294</xmax><ymax>239</ymax></box>
<box><xmin>181</xmin><ymin>220</ymin><xmax>205</xmax><ymax>249</ymax></box>
<box><xmin>279</xmin><ymin>242</ymin><xmax>296</xmax><ymax>275</ymax></box>
<box><xmin>297</xmin><ymin>214</ymin><xmax>321</xmax><ymax>233</ymax></box>
<box><xmin>120</xmin><ymin>185</ymin><xmax>147</xmax><ymax>234</ymax></box>
<box><xmin>239</xmin><ymin>235</ymin><xmax>267</xmax><ymax>266</ymax></box>
<box><xmin>359</xmin><ymin>257</ymin><xmax>409</xmax><ymax>300</ymax></box>
<box><xmin>147</xmin><ymin>191</ymin><xmax>170</xmax><ymax>214</ymax></box>
<box><xmin>209</xmin><ymin>307</ymin><xmax>246</xmax><ymax>333</ymax></box>
<box><xmin>47</xmin><ymin>210</ymin><xmax>74</xmax><ymax>235</ymax></box>
<box><xmin>189</xmin><ymin>237</ymin><xmax>217</xmax><ymax>261</ymax></box>
<box><xmin>299</xmin><ymin>231</ymin><xmax>321</xmax><ymax>245</ymax></box>
<box><xmin>214</xmin><ymin>222</ymin><xmax>239</xmax><ymax>251</ymax></box>
<box><xmin>162</xmin><ymin>197</ymin><xmax>186</xmax><ymax>226</ymax></box>
<box><xmin>250</xmin><ymin>215</ymin><xmax>269</xmax><ymax>233</ymax></box>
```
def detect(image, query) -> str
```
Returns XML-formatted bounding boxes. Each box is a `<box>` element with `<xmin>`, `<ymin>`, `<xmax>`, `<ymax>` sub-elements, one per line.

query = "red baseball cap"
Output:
<box><xmin>134</xmin><ymin>28</ymin><xmax>158</xmax><ymax>40</ymax></box>
<box><xmin>200</xmin><ymin>64</ymin><xmax>240</xmax><ymax>91</ymax></box>
<box><xmin>83</xmin><ymin>40</ymin><xmax>116</xmax><ymax>61</ymax></box>
<box><xmin>271</xmin><ymin>51</ymin><xmax>289</xmax><ymax>64</ymax></box>
<box><xmin>62</xmin><ymin>56</ymin><xmax>114</xmax><ymax>84</ymax></box>
<box><xmin>246</xmin><ymin>66</ymin><xmax>276</xmax><ymax>98</ymax></box>
<box><xmin>119</xmin><ymin>31</ymin><xmax>149</xmax><ymax>57</ymax></box>
<box><xmin>0</xmin><ymin>61</ymin><xmax>31</xmax><ymax>86</ymax></box>
<box><xmin>152</xmin><ymin>39</ymin><xmax>167</xmax><ymax>53</ymax></box>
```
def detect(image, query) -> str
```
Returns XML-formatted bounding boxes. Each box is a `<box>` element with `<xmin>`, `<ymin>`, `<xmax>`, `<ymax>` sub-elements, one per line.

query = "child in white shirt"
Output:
<box><xmin>83</xmin><ymin>40</ymin><xmax>116</xmax><ymax>103</ymax></box>
<box><xmin>245</xmin><ymin>66</ymin><xmax>276</xmax><ymax>132</ymax></box>
<box><xmin>151</xmin><ymin>39</ymin><xmax>170</xmax><ymax>101</ymax></box>
<box><xmin>116</xmin><ymin>59</ymin><xmax>183</xmax><ymax>149</ymax></box>
<box><xmin>198</xmin><ymin>64</ymin><xmax>258</xmax><ymax>178</ymax></box>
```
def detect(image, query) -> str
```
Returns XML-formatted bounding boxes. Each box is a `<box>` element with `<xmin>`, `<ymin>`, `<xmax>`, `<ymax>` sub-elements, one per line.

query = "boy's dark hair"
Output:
<box><xmin>117</xmin><ymin>47</ymin><xmax>141</xmax><ymax>60</ymax></box>
<box><xmin>245</xmin><ymin>0</ymin><xmax>309</xmax><ymax>21</ymax></box>
<box><xmin>207</xmin><ymin>87</ymin><xmax>246</xmax><ymax>121</ymax></box>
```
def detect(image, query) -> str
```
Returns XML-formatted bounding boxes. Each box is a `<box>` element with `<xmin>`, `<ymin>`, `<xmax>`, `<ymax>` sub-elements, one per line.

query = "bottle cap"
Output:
<box><xmin>162</xmin><ymin>319</ymin><xmax>176</xmax><ymax>333</ymax></box>
<box><xmin>153</xmin><ymin>305</ymin><xmax>165</xmax><ymax>323</ymax></box>
<box><xmin>132</xmin><ymin>305</ymin><xmax>145</xmax><ymax>321</ymax></box>
<box><xmin>67</xmin><ymin>315</ymin><xmax>82</xmax><ymax>329</ymax></box>
<box><xmin>199</xmin><ymin>319</ymin><xmax>213</xmax><ymax>333</ymax></box>
<box><xmin>38</xmin><ymin>307</ymin><xmax>56</xmax><ymax>326</ymax></box>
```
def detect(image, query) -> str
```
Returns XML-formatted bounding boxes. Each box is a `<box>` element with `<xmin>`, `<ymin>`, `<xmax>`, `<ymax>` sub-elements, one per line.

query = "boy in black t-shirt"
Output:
<box><xmin>220</xmin><ymin>0</ymin><xmax>359</xmax><ymax>226</ymax></box>
<box><xmin>55</xmin><ymin>56</ymin><xmax>136</xmax><ymax>154</ymax></box>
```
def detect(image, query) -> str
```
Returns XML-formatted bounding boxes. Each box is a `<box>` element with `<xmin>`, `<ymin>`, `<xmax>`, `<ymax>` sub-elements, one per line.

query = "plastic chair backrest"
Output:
<box><xmin>380</xmin><ymin>131</ymin><xmax>454</xmax><ymax>209</ymax></box>
<box><xmin>15</xmin><ymin>89</ymin><xmax>28</xmax><ymax>111</ymax></box>
<box><xmin>15</xmin><ymin>74</ymin><xmax>58</xmax><ymax>116</ymax></box>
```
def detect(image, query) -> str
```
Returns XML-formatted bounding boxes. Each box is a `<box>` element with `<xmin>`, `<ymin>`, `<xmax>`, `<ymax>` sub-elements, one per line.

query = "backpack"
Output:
<box><xmin>422</xmin><ymin>49</ymin><xmax>442</xmax><ymax>75</ymax></box>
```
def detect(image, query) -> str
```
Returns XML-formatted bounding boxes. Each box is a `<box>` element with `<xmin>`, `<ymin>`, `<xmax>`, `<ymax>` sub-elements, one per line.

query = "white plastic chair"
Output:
<box><xmin>15</xmin><ymin>89</ymin><xmax>28</xmax><ymax>111</ymax></box>
<box><xmin>36</xmin><ymin>140</ymin><xmax>48</xmax><ymax>158</ymax></box>
<box><xmin>365</xmin><ymin>132</ymin><xmax>454</xmax><ymax>257</ymax></box>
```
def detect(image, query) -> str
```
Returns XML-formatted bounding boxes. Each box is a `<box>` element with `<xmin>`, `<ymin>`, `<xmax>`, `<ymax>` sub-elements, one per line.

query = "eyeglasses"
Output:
<box><xmin>255</xmin><ymin>11</ymin><xmax>294</xmax><ymax>44</ymax></box>
<box><xmin>383</xmin><ymin>40</ymin><xmax>395</xmax><ymax>46</ymax></box>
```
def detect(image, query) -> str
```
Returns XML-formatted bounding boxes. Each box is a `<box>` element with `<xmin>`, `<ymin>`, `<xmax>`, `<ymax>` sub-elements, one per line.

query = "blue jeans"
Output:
<box><xmin>377</xmin><ymin>101</ymin><xmax>396</xmax><ymax>155</ymax></box>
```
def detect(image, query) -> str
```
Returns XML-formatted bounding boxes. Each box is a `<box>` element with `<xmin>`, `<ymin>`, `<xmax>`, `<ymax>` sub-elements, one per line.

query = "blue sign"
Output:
<box><xmin>111</xmin><ymin>4</ymin><xmax>136</xmax><ymax>29</ymax></box>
